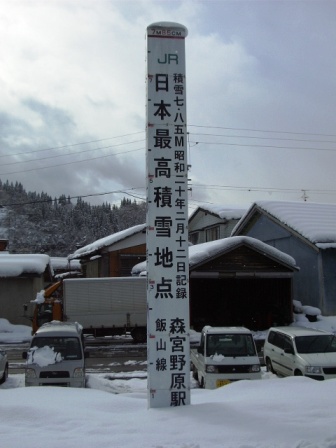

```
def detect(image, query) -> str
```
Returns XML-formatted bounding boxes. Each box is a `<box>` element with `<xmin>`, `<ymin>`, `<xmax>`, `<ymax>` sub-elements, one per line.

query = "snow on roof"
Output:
<box><xmin>0</xmin><ymin>254</ymin><xmax>51</xmax><ymax>278</ymax></box>
<box><xmin>189</xmin><ymin>204</ymin><xmax>247</xmax><ymax>221</ymax></box>
<box><xmin>50</xmin><ymin>257</ymin><xmax>81</xmax><ymax>271</ymax></box>
<box><xmin>188</xmin><ymin>235</ymin><xmax>296</xmax><ymax>268</ymax></box>
<box><xmin>236</xmin><ymin>200</ymin><xmax>336</xmax><ymax>246</ymax></box>
<box><xmin>68</xmin><ymin>223</ymin><xmax>146</xmax><ymax>260</ymax></box>
<box><xmin>131</xmin><ymin>236</ymin><xmax>297</xmax><ymax>274</ymax></box>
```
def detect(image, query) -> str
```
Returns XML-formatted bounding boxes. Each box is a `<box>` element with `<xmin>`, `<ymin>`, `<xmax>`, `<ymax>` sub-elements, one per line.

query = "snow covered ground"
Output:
<box><xmin>1</xmin><ymin>312</ymin><xmax>336</xmax><ymax>448</ymax></box>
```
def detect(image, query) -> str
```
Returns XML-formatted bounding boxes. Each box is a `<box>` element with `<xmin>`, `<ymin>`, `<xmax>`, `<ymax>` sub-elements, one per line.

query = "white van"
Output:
<box><xmin>264</xmin><ymin>326</ymin><xmax>336</xmax><ymax>380</ymax></box>
<box><xmin>191</xmin><ymin>326</ymin><xmax>261</xmax><ymax>389</ymax></box>
<box><xmin>23</xmin><ymin>321</ymin><xmax>88</xmax><ymax>387</ymax></box>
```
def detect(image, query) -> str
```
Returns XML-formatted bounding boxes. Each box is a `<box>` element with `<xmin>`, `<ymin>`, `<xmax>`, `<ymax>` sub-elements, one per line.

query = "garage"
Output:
<box><xmin>189</xmin><ymin>237</ymin><xmax>298</xmax><ymax>332</ymax></box>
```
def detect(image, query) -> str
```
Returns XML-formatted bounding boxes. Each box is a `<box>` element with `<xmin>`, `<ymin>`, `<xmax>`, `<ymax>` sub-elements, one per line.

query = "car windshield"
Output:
<box><xmin>31</xmin><ymin>336</ymin><xmax>82</xmax><ymax>360</ymax></box>
<box><xmin>294</xmin><ymin>335</ymin><xmax>336</xmax><ymax>354</ymax></box>
<box><xmin>206</xmin><ymin>334</ymin><xmax>257</xmax><ymax>357</ymax></box>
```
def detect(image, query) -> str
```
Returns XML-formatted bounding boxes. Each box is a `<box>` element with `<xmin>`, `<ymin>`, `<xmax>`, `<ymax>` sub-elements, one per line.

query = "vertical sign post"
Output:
<box><xmin>146</xmin><ymin>22</ymin><xmax>190</xmax><ymax>408</ymax></box>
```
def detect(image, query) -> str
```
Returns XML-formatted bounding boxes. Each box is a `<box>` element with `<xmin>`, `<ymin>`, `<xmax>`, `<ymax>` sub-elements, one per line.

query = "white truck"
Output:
<box><xmin>62</xmin><ymin>277</ymin><xmax>147</xmax><ymax>342</ymax></box>
<box><xmin>29</xmin><ymin>277</ymin><xmax>148</xmax><ymax>342</ymax></box>
<box><xmin>191</xmin><ymin>326</ymin><xmax>261</xmax><ymax>389</ymax></box>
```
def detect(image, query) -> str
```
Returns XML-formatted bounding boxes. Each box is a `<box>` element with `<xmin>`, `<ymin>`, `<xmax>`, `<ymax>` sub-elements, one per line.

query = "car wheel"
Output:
<box><xmin>266</xmin><ymin>358</ymin><xmax>275</xmax><ymax>374</ymax></box>
<box><xmin>131</xmin><ymin>328</ymin><xmax>146</xmax><ymax>344</ymax></box>
<box><xmin>0</xmin><ymin>363</ymin><xmax>8</xmax><ymax>384</ymax></box>
<box><xmin>294</xmin><ymin>369</ymin><xmax>303</xmax><ymax>376</ymax></box>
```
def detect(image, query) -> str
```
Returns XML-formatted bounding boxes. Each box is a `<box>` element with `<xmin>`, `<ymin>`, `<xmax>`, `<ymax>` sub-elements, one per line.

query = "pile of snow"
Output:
<box><xmin>27</xmin><ymin>346</ymin><xmax>62</xmax><ymax>367</ymax></box>
<box><xmin>33</xmin><ymin>289</ymin><xmax>45</xmax><ymax>304</ymax></box>
<box><xmin>292</xmin><ymin>300</ymin><xmax>336</xmax><ymax>333</ymax></box>
<box><xmin>1</xmin><ymin>373</ymin><xmax>336</xmax><ymax>447</ymax></box>
<box><xmin>0</xmin><ymin>319</ymin><xmax>31</xmax><ymax>343</ymax></box>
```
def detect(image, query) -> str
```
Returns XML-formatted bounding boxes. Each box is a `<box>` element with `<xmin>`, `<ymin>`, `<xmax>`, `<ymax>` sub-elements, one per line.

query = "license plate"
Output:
<box><xmin>216</xmin><ymin>379</ymin><xmax>231</xmax><ymax>388</ymax></box>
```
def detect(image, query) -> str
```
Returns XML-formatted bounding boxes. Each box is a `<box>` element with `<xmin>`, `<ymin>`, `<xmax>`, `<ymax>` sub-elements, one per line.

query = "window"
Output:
<box><xmin>189</xmin><ymin>232</ymin><xmax>199</xmax><ymax>245</ymax></box>
<box><xmin>206</xmin><ymin>334</ymin><xmax>257</xmax><ymax>357</ymax></box>
<box><xmin>31</xmin><ymin>337</ymin><xmax>82</xmax><ymax>360</ymax></box>
<box><xmin>268</xmin><ymin>331</ymin><xmax>285</xmax><ymax>349</ymax></box>
<box><xmin>206</xmin><ymin>226</ymin><xmax>219</xmax><ymax>242</ymax></box>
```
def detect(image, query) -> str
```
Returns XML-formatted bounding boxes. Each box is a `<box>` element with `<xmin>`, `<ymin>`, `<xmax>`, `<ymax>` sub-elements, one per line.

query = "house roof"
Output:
<box><xmin>189</xmin><ymin>204</ymin><xmax>247</xmax><ymax>222</ymax></box>
<box><xmin>68</xmin><ymin>223</ymin><xmax>146</xmax><ymax>260</ymax></box>
<box><xmin>131</xmin><ymin>235</ymin><xmax>297</xmax><ymax>275</ymax></box>
<box><xmin>188</xmin><ymin>235</ymin><xmax>297</xmax><ymax>269</ymax></box>
<box><xmin>0</xmin><ymin>254</ymin><xmax>52</xmax><ymax>278</ymax></box>
<box><xmin>232</xmin><ymin>200</ymin><xmax>336</xmax><ymax>248</ymax></box>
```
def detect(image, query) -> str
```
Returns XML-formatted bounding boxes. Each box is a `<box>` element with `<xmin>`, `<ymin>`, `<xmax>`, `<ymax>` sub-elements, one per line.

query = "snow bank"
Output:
<box><xmin>0</xmin><ymin>319</ymin><xmax>31</xmax><ymax>343</ymax></box>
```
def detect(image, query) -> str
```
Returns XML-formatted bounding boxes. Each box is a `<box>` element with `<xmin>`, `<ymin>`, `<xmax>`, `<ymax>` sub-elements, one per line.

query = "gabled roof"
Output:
<box><xmin>131</xmin><ymin>235</ymin><xmax>297</xmax><ymax>275</ymax></box>
<box><xmin>0</xmin><ymin>254</ymin><xmax>52</xmax><ymax>278</ymax></box>
<box><xmin>68</xmin><ymin>223</ymin><xmax>146</xmax><ymax>260</ymax></box>
<box><xmin>232</xmin><ymin>200</ymin><xmax>336</xmax><ymax>248</ymax></box>
<box><xmin>189</xmin><ymin>204</ymin><xmax>246</xmax><ymax>223</ymax></box>
<box><xmin>188</xmin><ymin>236</ymin><xmax>297</xmax><ymax>270</ymax></box>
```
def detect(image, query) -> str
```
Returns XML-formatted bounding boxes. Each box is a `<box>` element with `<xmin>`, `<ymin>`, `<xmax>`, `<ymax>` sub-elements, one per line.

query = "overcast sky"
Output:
<box><xmin>1</xmin><ymin>0</ymin><xmax>336</xmax><ymax>212</ymax></box>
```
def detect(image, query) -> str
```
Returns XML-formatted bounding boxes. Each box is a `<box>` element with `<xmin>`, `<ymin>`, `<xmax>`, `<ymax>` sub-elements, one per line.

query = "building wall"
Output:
<box><xmin>189</xmin><ymin>210</ymin><xmax>240</xmax><ymax>244</ymax></box>
<box><xmin>109</xmin><ymin>245</ymin><xmax>146</xmax><ymax>277</ymax></box>
<box><xmin>237</xmin><ymin>214</ymin><xmax>334</xmax><ymax>313</ymax></box>
<box><xmin>85</xmin><ymin>259</ymin><xmax>101</xmax><ymax>278</ymax></box>
<box><xmin>321</xmin><ymin>249</ymin><xmax>336</xmax><ymax>315</ymax></box>
<box><xmin>0</xmin><ymin>277</ymin><xmax>45</xmax><ymax>325</ymax></box>
<box><xmin>81</xmin><ymin>244</ymin><xmax>146</xmax><ymax>278</ymax></box>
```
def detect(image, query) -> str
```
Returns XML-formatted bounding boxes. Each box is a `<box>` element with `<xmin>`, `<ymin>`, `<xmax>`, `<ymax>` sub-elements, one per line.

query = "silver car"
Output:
<box><xmin>264</xmin><ymin>326</ymin><xmax>336</xmax><ymax>380</ymax></box>
<box><xmin>0</xmin><ymin>349</ymin><xmax>8</xmax><ymax>384</ymax></box>
<box><xmin>23</xmin><ymin>321</ymin><xmax>87</xmax><ymax>387</ymax></box>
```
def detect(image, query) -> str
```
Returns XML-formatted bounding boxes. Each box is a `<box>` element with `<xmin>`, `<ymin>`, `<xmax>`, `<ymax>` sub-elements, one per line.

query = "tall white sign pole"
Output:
<box><xmin>146</xmin><ymin>22</ymin><xmax>190</xmax><ymax>408</ymax></box>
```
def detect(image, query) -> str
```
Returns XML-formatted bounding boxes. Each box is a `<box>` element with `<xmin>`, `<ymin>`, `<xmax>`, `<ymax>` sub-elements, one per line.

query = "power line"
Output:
<box><xmin>0</xmin><ymin>147</ymin><xmax>144</xmax><ymax>176</ymax></box>
<box><xmin>0</xmin><ymin>187</ymin><xmax>145</xmax><ymax>207</ymax></box>
<box><xmin>188</xmin><ymin>140</ymin><xmax>336</xmax><ymax>152</ymax></box>
<box><xmin>189</xmin><ymin>124</ymin><xmax>336</xmax><ymax>138</ymax></box>
<box><xmin>3</xmin><ymin>181</ymin><xmax>335</xmax><ymax>209</ymax></box>
<box><xmin>2</xmin><ymin>124</ymin><xmax>336</xmax><ymax>161</ymax></box>
<box><xmin>0</xmin><ymin>139</ymin><xmax>145</xmax><ymax>167</ymax></box>
<box><xmin>0</xmin><ymin>131</ymin><xmax>144</xmax><ymax>158</ymax></box>
<box><xmin>189</xmin><ymin>132</ymin><xmax>336</xmax><ymax>145</ymax></box>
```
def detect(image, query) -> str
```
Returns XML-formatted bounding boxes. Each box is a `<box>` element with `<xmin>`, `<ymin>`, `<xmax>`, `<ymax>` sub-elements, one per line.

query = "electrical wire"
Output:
<box><xmin>0</xmin><ymin>187</ymin><xmax>146</xmax><ymax>207</ymax></box>
<box><xmin>0</xmin><ymin>139</ymin><xmax>145</xmax><ymax>167</ymax></box>
<box><xmin>0</xmin><ymin>131</ymin><xmax>144</xmax><ymax>158</ymax></box>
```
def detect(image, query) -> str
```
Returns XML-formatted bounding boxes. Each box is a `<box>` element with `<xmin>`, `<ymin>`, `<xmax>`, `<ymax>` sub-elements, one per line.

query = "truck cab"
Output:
<box><xmin>191</xmin><ymin>326</ymin><xmax>261</xmax><ymax>389</ymax></box>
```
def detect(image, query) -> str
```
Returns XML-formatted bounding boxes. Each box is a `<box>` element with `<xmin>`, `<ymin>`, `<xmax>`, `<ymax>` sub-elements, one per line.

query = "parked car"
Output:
<box><xmin>191</xmin><ymin>326</ymin><xmax>261</xmax><ymax>389</ymax></box>
<box><xmin>0</xmin><ymin>349</ymin><xmax>8</xmax><ymax>384</ymax></box>
<box><xmin>23</xmin><ymin>321</ymin><xmax>88</xmax><ymax>387</ymax></box>
<box><xmin>264</xmin><ymin>326</ymin><xmax>336</xmax><ymax>380</ymax></box>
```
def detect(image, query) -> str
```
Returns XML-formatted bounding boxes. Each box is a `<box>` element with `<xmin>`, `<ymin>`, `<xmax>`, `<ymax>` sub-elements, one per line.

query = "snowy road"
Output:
<box><xmin>2</xmin><ymin>339</ymin><xmax>147</xmax><ymax>375</ymax></box>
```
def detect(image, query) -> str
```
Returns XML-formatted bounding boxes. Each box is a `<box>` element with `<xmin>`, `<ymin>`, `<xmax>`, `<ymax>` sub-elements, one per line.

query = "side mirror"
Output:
<box><xmin>84</xmin><ymin>351</ymin><xmax>90</xmax><ymax>359</ymax></box>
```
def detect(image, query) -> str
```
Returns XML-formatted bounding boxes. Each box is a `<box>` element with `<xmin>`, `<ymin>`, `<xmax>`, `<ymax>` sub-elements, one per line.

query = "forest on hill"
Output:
<box><xmin>0</xmin><ymin>179</ymin><xmax>146</xmax><ymax>256</ymax></box>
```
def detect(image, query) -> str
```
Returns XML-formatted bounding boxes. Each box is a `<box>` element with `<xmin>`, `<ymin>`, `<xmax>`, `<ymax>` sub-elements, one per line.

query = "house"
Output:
<box><xmin>188</xmin><ymin>204</ymin><xmax>246</xmax><ymax>245</ymax></box>
<box><xmin>232</xmin><ymin>200</ymin><xmax>336</xmax><ymax>315</ymax></box>
<box><xmin>132</xmin><ymin>236</ymin><xmax>298</xmax><ymax>331</ymax></box>
<box><xmin>68</xmin><ymin>224</ymin><xmax>146</xmax><ymax>278</ymax></box>
<box><xmin>0</xmin><ymin>253</ymin><xmax>53</xmax><ymax>325</ymax></box>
